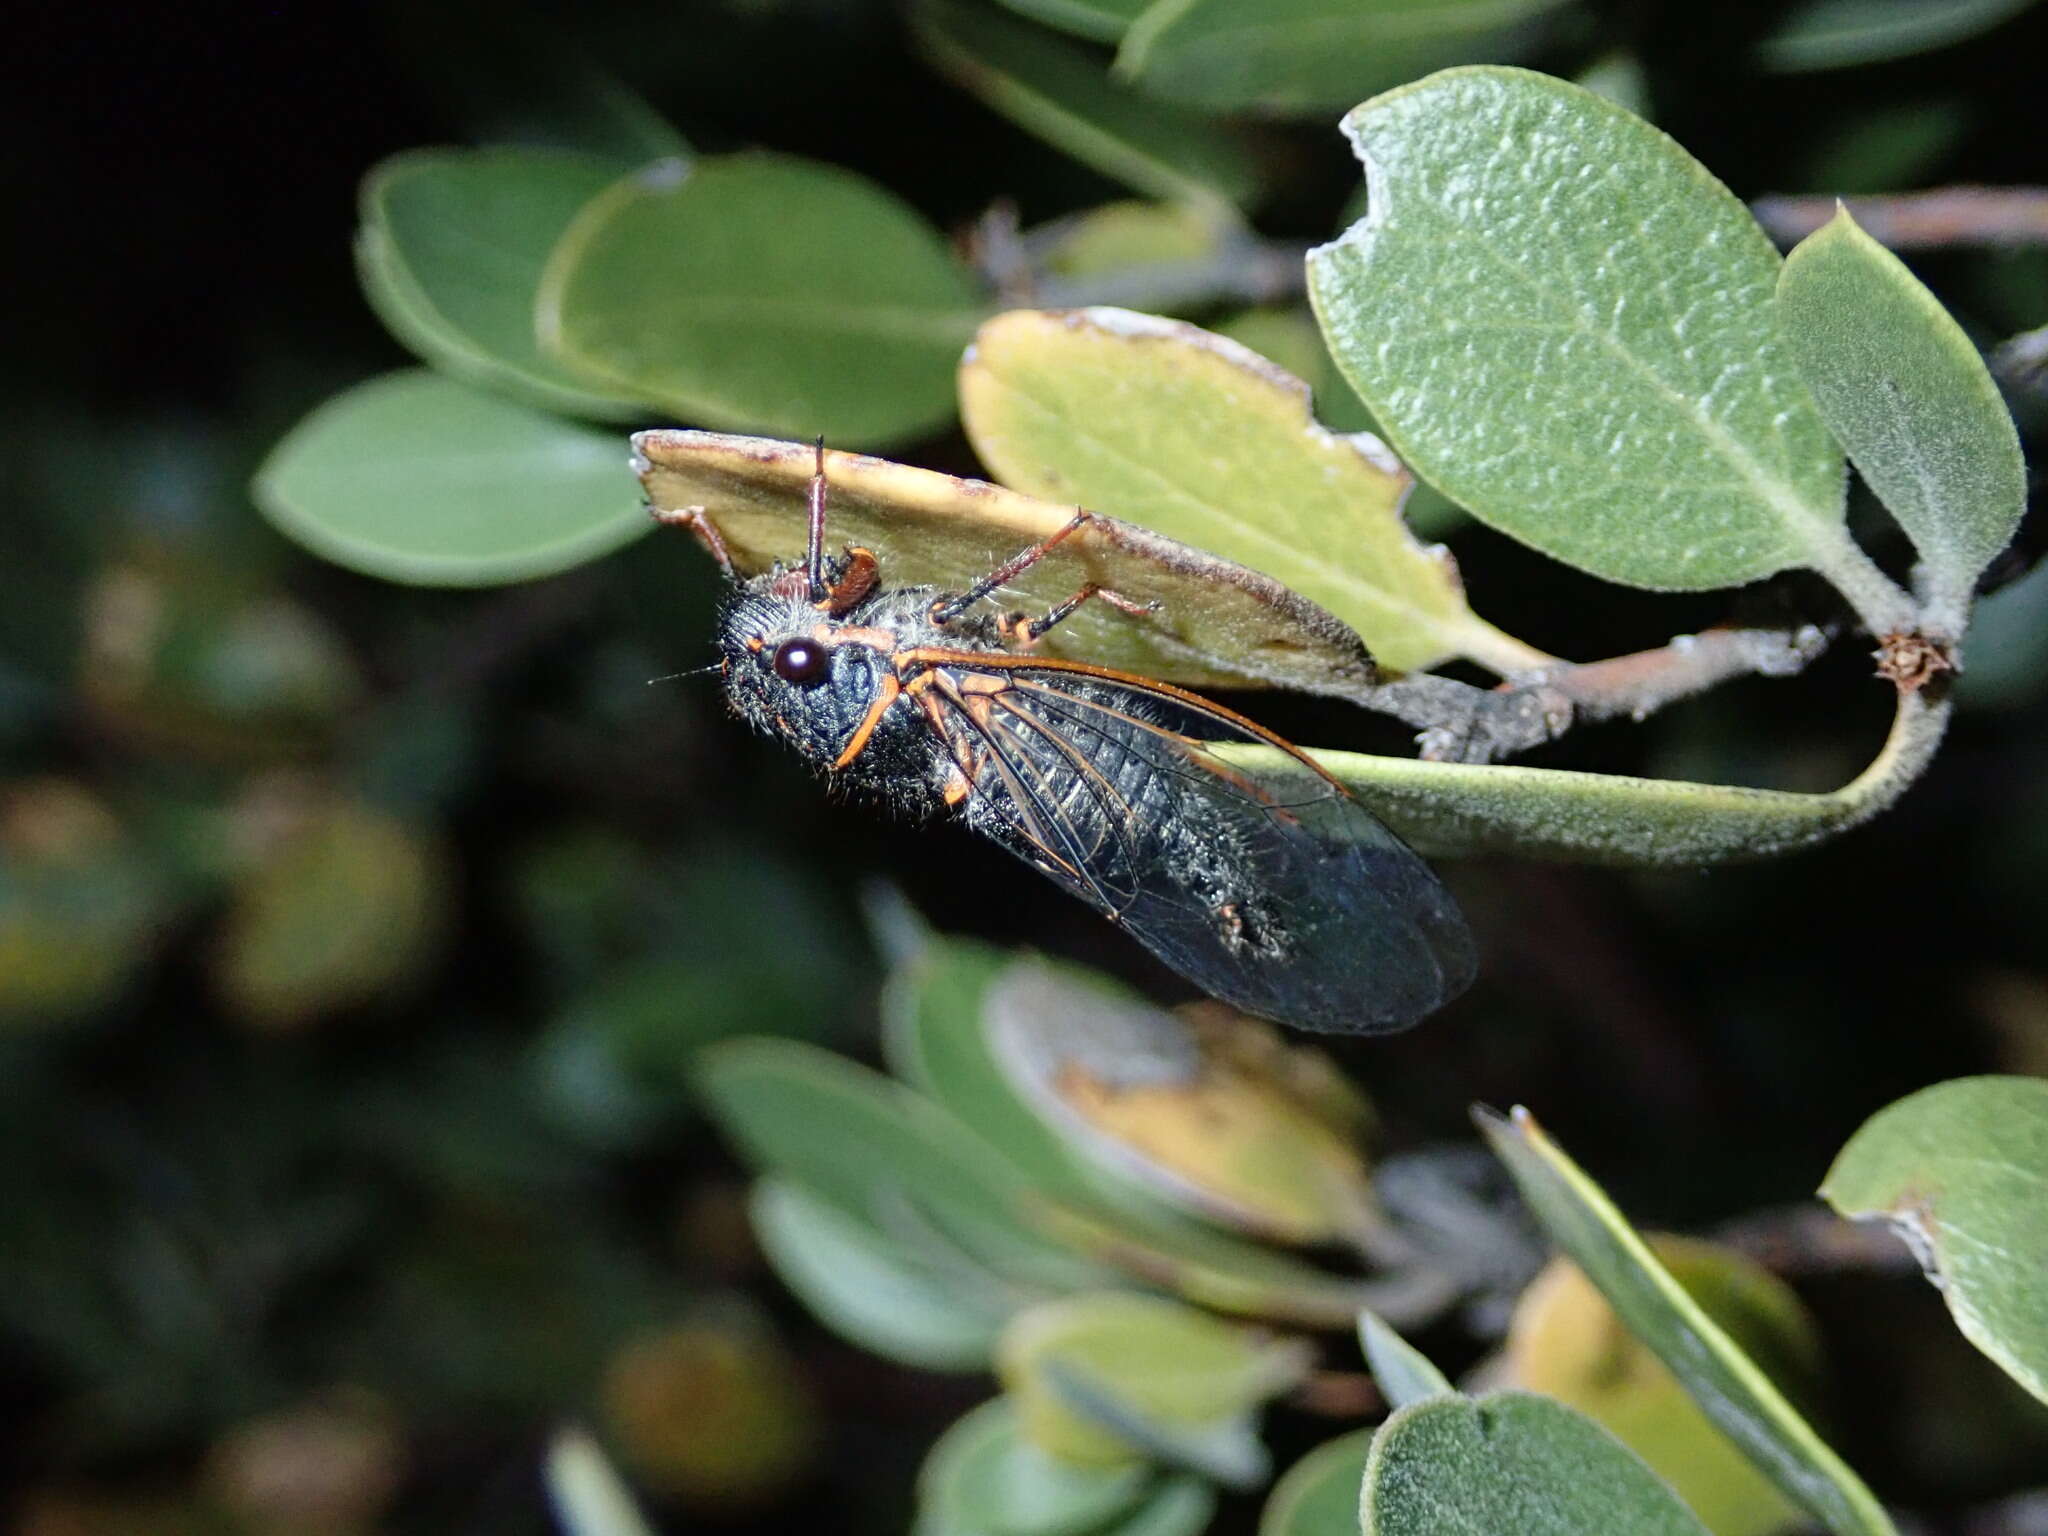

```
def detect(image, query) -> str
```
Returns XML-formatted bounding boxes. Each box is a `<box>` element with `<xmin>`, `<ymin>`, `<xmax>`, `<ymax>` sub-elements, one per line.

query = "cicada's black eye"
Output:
<box><xmin>771</xmin><ymin>637</ymin><xmax>829</xmax><ymax>686</ymax></box>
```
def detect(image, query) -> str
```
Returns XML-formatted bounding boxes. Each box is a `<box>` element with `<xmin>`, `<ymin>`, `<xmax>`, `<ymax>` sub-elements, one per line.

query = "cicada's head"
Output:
<box><xmin>714</xmin><ymin>577</ymin><xmax>900</xmax><ymax>776</ymax></box>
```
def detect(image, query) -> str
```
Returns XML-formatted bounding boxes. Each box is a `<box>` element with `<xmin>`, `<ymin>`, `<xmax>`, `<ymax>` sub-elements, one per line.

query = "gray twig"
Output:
<box><xmin>1753</xmin><ymin>186</ymin><xmax>2048</xmax><ymax>250</ymax></box>
<box><xmin>1350</xmin><ymin>624</ymin><xmax>1834</xmax><ymax>765</ymax></box>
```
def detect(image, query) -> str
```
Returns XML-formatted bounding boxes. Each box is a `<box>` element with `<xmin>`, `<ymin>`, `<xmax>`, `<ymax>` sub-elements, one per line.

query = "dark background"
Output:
<box><xmin>4</xmin><ymin>2</ymin><xmax>2047</xmax><ymax>1531</ymax></box>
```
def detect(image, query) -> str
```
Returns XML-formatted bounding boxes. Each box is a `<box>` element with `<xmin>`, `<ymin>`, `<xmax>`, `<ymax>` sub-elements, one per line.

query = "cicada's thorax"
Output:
<box><xmin>715</xmin><ymin>571</ymin><xmax>998</xmax><ymax>812</ymax></box>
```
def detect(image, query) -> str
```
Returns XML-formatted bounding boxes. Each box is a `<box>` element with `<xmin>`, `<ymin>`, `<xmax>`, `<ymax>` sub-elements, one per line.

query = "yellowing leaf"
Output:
<box><xmin>985</xmin><ymin>960</ymin><xmax>1378</xmax><ymax>1244</ymax></box>
<box><xmin>998</xmin><ymin>1292</ymin><xmax>1308</xmax><ymax>1473</ymax></box>
<box><xmin>634</xmin><ymin>429</ymin><xmax>1379</xmax><ymax>695</ymax></box>
<box><xmin>1504</xmin><ymin>1238</ymin><xmax>1821</xmax><ymax>1536</ymax></box>
<box><xmin>960</xmin><ymin>308</ymin><xmax>1541</xmax><ymax>675</ymax></box>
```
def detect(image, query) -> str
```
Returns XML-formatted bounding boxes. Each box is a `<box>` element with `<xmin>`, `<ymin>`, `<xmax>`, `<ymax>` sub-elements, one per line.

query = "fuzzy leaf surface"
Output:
<box><xmin>1821</xmin><ymin>1076</ymin><xmax>2048</xmax><ymax>1406</ymax></box>
<box><xmin>1217</xmin><ymin>685</ymin><xmax>1943</xmax><ymax>866</ymax></box>
<box><xmin>1777</xmin><ymin>208</ymin><xmax>2025</xmax><ymax>626</ymax></box>
<box><xmin>1362</xmin><ymin>1392</ymin><xmax>1712</xmax><ymax>1535</ymax></box>
<box><xmin>1309</xmin><ymin>68</ymin><xmax>1853</xmax><ymax>593</ymax></box>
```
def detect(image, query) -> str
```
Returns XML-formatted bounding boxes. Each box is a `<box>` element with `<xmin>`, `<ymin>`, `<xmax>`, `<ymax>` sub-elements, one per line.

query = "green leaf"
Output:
<box><xmin>883</xmin><ymin>939</ymin><xmax>1121</xmax><ymax>1209</ymax></box>
<box><xmin>1258</xmin><ymin>1429</ymin><xmax>1372</xmax><ymax>1536</ymax></box>
<box><xmin>1776</xmin><ymin>208</ymin><xmax>2026</xmax><ymax>630</ymax></box>
<box><xmin>1820</xmin><ymin>1075</ymin><xmax>2048</xmax><ymax>1406</ymax></box>
<box><xmin>1217</xmin><ymin>683</ymin><xmax>1947</xmax><ymax>866</ymax></box>
<box><xmin>992</xmin><ymin>0</ymin><xmax>1155</xmax><ymax>44</ymax></box>
<box><xmin>1117</xmin><ymin>0</ymin><xmax>1578</xmax><ymax>115</ymax></box>
<box><xmin>1209</xmin><ymin>307</ymin><xmax>1468</xmax><ymax>539</ymax></box>
<box><xmin>696</xmin><ymin>1037</ymin><xmax>1108</xmax><ymax>1290</ymax></box>
<box><xmin>1758</xmin><ymin>0</ymin><xmax>2041</xmax><ymax>71</ymax></box>
<box><xmin>917</xmin><ymin>1398</ymin><xmax>1162</xmax><ymax>1536</ymax></box>
<box><xmin>1361</xmin><ymin>1392</ymin><xmax>1712</xmax><ymax>1536</ymax></box>
<box><xmin>999</xmin><ymin>1292</ymin><xmax>1307</xmax><ymax>1479</ymax></box>
<box><xmin>1478</xmin><ymin>1107</ymin><xmax>1896</xmax><ymax>1536</ymax></box>
<box><xmin>539</xmin><ymin>155</ymin><xmax>984</xmax><ymax>447</ymax></box>
<box><xmin>544</xmin><ymin>1428</ymin><xmax>657</xmax><ymax>1536</ymax></box>
<box><xmin>357</xmin><ymin>148</ymin><xmax>647</xmax><ymax>420</ymax></box>
<box><xmin>959</xmin><ymin>308</ymin><xmax>1543</xmax><ymax>674</ymax></box>
<box><xmin>886</xmin><ymin>943</ymin><xmax>1386</xmax><ymax>1330</ymax></box>
<box><xmin>1358</xmin><ymin>1310</ymin><xmax>1452</xmax><ymax>1408</ymax></box>
<box><xmin>255</xmin><ymin>371</ymin><xmax>648</xmax><ymax>586</ymax></box>
<box><xmin>912</xmin><ymin>0</ymin><xmax>1259</xmax><ymax>219</ymax></box>
<box><xmin>1308</xmin><ymin>68</ymin><xmax>1896</xmax><ymax>618</ymax></box>
<box><xmin>979</xmin><ymin>958</ymin><xmax>1377</xmax><ymax>1245</ymax></box>
<box><xmin>1038</xmin><ymin>202</ymin><xmax>1226</xmax><ymax>278</ymax></box>
<box><xmin>750</xmin><ymin>1179</ymin><xmax>1009</xmax><ymax>1372</ymax></box>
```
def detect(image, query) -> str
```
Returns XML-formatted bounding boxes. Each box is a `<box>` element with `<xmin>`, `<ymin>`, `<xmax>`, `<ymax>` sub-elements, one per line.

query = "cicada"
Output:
<box><xmin>658</xmin><ymin>445</ymin><xmax>1476</xmax><ymax>1034</ymax></box>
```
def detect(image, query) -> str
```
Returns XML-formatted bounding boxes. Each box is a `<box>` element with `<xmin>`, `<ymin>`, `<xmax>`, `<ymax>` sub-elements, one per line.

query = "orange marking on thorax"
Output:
<box><xmin>831</xmin><ymin>671</ymin><xmax>901</xmax><ymax>770</ymax></box>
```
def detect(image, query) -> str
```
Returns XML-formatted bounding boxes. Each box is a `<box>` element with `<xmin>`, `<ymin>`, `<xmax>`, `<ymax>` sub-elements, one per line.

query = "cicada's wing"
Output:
<box><xmin>912</xmin><ymin>655</ymin><xmax>1475</xmax><ymax>1034</ymax></box>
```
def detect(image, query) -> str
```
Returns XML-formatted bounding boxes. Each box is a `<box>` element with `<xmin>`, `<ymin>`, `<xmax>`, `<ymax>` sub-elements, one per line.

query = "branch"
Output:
<box><xmin>1753</xmin><ymin>186</ymin><xmax>2048</xmax><ymax>250</ymax></box>
<box><xmin>1710</xmin><ymin>1202</ymin><xmax>1923</xmax><ymax>1278</ymax></box>
<box><xmin>1353</xmin><ymin>624</ymin><xmax>1833</xmax><ymax>765</ymax></box>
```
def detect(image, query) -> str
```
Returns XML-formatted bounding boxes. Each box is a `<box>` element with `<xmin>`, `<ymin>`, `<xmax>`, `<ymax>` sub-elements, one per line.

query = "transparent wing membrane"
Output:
<box><xmin>917</xmin><ymin>655</ymin><xmax>1476</xmax><ymax>1034</ymax></box>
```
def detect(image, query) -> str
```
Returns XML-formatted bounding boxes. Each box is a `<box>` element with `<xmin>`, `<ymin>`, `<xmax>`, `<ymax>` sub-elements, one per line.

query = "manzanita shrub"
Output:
<box><xmin>255</xmin><ymin>10</ymin><xmax>2048</xmax><ymax>1534</ymax></box>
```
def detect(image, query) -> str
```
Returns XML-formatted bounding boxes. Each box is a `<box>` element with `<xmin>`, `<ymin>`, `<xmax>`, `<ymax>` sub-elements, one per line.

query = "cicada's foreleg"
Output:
<box><xmin>998</xmin><ymin>583</ymin><xmax>1159</xmax><ymax>647</ymax></box>
<box><xmin>650</xmin><ymin>505</ymin><xmax>736</xmax><ymax>576</ymax></box>
<box><xmin>929</xmin><ymin>511</ymin><xmax>1093</xmax><ymax>625</ymax></box>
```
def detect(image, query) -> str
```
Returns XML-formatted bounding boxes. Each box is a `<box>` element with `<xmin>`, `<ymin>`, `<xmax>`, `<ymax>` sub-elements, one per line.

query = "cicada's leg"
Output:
<box><xmin>651</xmin><ymin>505</ymin><xmax>735</xmax><ymax>576</ymax></box>
<box><xmin>804</xmin><ymin>436</ymin><xmax>830</xmax><ymax>602</ymax></box>
<box><xmin>929</xmin><ymin>511</ymin><xmax>1092</xmax><ymax>625</ymax></box>
<box><xmin>998</xmin><ymin>583</ymin><xmax>1159</xmax><ymax>646</ymax></box>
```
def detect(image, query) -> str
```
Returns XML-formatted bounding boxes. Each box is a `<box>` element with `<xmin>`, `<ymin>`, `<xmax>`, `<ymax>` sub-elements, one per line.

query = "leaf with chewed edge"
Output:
<box><xmin>1308</xmin><ymin>68</ymin><xmax>1910</xmax><ymax>635</ymax></box>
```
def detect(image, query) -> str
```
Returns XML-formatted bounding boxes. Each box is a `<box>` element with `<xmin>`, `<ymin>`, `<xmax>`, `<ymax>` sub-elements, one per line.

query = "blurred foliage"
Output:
<box><xmin>5</xmin><ymin>0</ymin><xmax>2048</xmax><ymax>1531</ymax></box>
